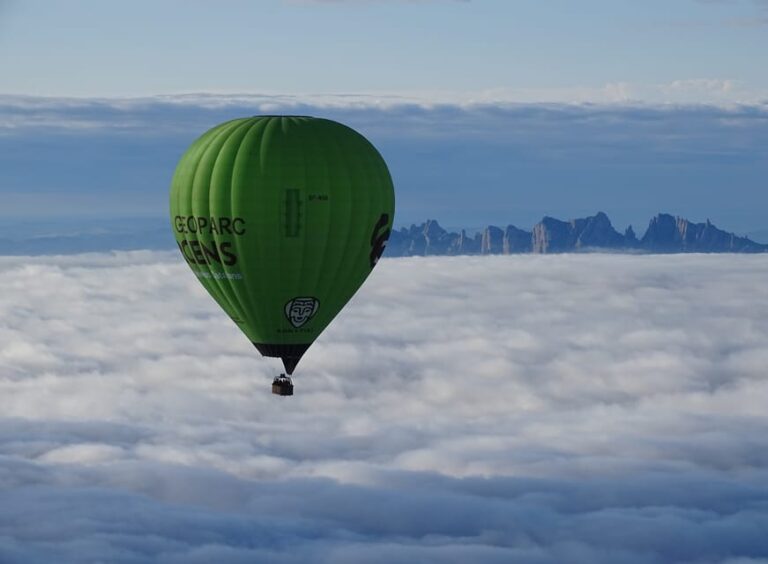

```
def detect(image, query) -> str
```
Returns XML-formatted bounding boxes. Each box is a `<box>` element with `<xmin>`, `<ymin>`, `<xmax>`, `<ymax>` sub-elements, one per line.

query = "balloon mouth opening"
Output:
<box><xmin>253</xmin><ymin>343</ymin><xmax>310</xmax><ymax>375</ymax></box>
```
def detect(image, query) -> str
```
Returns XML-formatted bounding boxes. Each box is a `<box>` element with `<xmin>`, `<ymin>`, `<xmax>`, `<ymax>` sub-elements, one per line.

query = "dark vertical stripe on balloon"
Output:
<box><xmin>284</xmin><ymin>189</ymin><xmax>300</xmax><ymax>237</ymax></box>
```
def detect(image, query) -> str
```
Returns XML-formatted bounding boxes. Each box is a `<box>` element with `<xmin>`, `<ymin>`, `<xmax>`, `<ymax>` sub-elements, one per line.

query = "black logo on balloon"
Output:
<box><xmin>285</xmin><ymin>297</ymin><xmax>320</xmax><ymax>328</ymax></box>
<box><xmin>370</xmin><ymin>213</ymin><xmax>391</xmax><ymax>268</ymax></box>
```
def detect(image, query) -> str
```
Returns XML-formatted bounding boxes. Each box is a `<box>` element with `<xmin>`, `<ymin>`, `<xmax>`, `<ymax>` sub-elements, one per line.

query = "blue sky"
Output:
<box><xmin>2</xmin><ymin>0</ymin><xmax>768</xmax><ymax>101</ymax></box>
<box><xmin>0</xmin><ymin>0</ymin><xmax>766</xmax><ymax>234</ymax></box>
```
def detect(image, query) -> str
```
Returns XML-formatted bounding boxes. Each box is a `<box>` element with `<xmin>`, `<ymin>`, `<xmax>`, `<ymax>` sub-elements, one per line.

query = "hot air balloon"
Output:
<box><xmin>170</xmin><ymin>116</ymin><xmax>395</xmax><ymax>395</ymax></box>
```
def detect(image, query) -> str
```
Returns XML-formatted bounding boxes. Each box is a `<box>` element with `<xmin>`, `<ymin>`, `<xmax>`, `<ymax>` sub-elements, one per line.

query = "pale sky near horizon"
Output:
<box><xmin>1</xmin><ymin>0</ymin><xmax>767</xmax><ymax>233</ymax></box>
<box><xmin>1</xmin><ymin>0</ymin><xmax>768</xmax><ymax>102</ymax></box>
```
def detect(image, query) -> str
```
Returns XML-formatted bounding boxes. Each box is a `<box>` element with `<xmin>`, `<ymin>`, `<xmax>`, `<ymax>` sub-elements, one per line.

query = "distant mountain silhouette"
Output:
<box><xmin>387</xmin><ymin>212</ymin><xmax>767</xmax><ymax>256</ymax></box>
<box><xmin>0</xmin><ymin>212</ymin><xmax>764</xmax><ymax>256</ymax></box>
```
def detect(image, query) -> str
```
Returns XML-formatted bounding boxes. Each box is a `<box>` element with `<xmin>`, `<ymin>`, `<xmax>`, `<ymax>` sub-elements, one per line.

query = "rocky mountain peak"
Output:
<box><xmin>386</xmin><ymin>212</ymin><xmax>767</xmax><ymax>257</ymax></box>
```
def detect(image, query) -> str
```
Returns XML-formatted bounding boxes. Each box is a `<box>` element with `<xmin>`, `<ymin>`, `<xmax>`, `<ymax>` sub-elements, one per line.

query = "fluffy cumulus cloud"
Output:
<box><xmin>1</xmin><ymin>252</ymin><xmax>768</xmax><ymax>563</ymax></box>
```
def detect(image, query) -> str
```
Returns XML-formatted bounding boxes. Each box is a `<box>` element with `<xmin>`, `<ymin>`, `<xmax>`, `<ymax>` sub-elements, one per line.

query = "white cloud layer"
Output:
<box><xmin>1</xmin><ymin>252</ymin><xmax>768</xmax><ymax>562</ymax></box>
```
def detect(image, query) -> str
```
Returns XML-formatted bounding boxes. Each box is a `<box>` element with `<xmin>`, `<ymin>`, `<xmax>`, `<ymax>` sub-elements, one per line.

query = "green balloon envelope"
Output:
<box><xmin>170</xmin><ymin>116</ymin><xmax>395</xmax><ymax>374</ymax></box>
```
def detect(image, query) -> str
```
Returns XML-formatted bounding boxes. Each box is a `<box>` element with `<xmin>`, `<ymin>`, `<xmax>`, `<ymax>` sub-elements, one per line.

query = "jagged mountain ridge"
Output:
<box><xmin>386</xmin><ymin>212</ymin><xmax>767</xmax><ymax>256</ymax></box>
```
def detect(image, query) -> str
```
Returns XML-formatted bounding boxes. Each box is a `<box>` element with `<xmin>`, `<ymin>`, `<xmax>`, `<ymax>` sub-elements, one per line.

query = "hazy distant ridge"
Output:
<box><xmin>387</xmin><ymin>212</ymin><xmax>768</xmax><ymax>256</ymax></box>
<box><xmin>0</xmin><ymin>212</ymin><xmax>764</xmax><ymax>256</ymax></box>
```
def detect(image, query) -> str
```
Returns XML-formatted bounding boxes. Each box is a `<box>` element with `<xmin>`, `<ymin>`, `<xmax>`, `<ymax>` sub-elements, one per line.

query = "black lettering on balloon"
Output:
<box><xmin>177</xmin><ymin>240</ymin><xmax>195</xmax><ymax>264</ymax></box>
<box><xmin>173</xmin><ymin>216</ymin><xmax>246</xmax><ymax>237</ymax></box>
<box><xmin>190</xmin><ymin>240</ymin><xmax>205</xmax><ymax>263</ymax></box>
<box><xmin>369</xmin><ymin>213</ymin><xmax>390</xmax><ymax>268</ymax></box>
<box><xmin>220</xmin><ymin>242</ymin><xmax>237</xmax><ymax>266</ymax></box>
<box><xmin>201</xmin><ymin>240</ymin><xmax>221</xmax><ymax>264</ymax></box>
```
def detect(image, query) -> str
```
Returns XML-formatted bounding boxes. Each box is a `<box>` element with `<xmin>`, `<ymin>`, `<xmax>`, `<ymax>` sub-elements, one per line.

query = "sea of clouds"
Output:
<box><xmin>1</xmin><ymin>252</ymin><xmax>767</xmax><ymax>563</ymax></box>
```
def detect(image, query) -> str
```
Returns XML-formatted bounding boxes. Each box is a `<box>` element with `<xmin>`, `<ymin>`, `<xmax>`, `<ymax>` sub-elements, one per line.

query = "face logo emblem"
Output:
<box><xmin>285</xmin><ymin>297</ymin><xmax>320</xmax><ymax>328</ymax></box>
